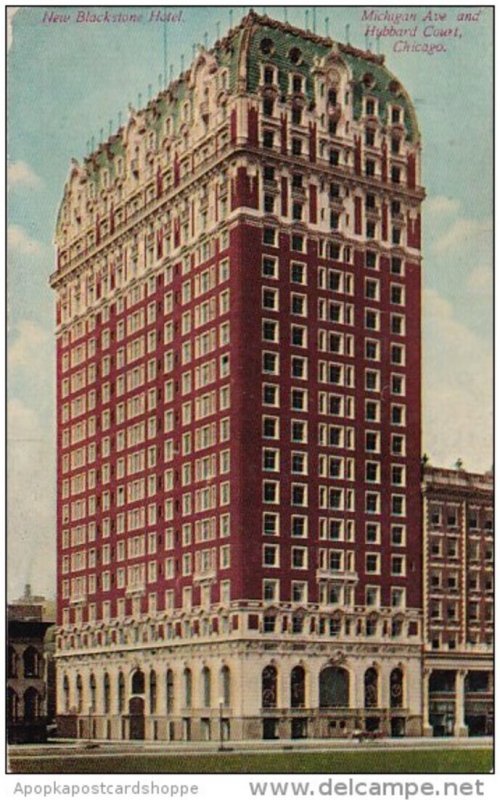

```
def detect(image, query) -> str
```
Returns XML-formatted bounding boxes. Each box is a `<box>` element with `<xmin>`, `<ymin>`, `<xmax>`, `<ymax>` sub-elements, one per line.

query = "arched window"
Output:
<box><xmin>76</xmin><ymin>675</ymin><xmax>83</xmax><ymax>713</ymax></box>
<box><xmin>202</xmin><ymin>667</ymin><xmax>211</xmax><ymax>708</ymax></box>
<box><xmin>118</xmin><ymin>672</ymin><xmax>125</xmax><ymax>713</ymax></box>
<box><xmin>319</xmin><ymin>666</ymin><xmax>349</xmax><ymax>708</ymax></box>
<box><xmin>23</xmin><ymin>646</ymin><xmax>39</xmax><ymax>678</ymax></box>
<box><xmin>184</xmin><ymin>668</ymin><xmax>192</xmax><ymax>708</ymax></box>
<box><xmin>390</xmin><ymin>668</ymin><xmax>404</xmax><ymax>709</ymax></box>
<box><xmin>291</xmin><ymin>666</ymin><xmax>306</xmax><ymax>708</ymax></box>
<box><xmin>166</xmin><ymin>669</ymin><xmax>174</xmax><ymax>714</ymax></box>
<box><xmin>262</xmin><ymin>665</ymin><xmax>278</xmax><ymax>708</ymax></box>
<box><xmin>364</xmin><ymin>668</ymin><xmax>378</xmax><ymax>709</ymax></box>
<box><xmin>7</xmin><ymin>688</ymin><xmax>19</xmax><ymax>721</ymax></box>
<box><xmin>103</xmin><ymin>673</ymin><xmax>111</xmax><ymax>714</ymax></box>
<box><xmin>63</xmin><ymin>675</ymin><xmax>70</xmax><ymax>713</ymax></box>
<box><xmin>89</xmin><ymin>674</ymin><xmax>96</xmax><ymax>710</ymax></box>
<box><xmin>131</xmin><ymin>669</ymin><xmax>145</xmax><ymax>695</ymax></box>
<box><xmin>8</xmin><ymin>646</ymin><xmax>17</xmax><ymax>678</ymax></box>
<box><xmin>150</xmin><ymin>670</ymin><xmax>157</xmax><ymax>714</ymax></box>
<box><xmin>220</xmin><ymin>666</ymin><xmax>230</xmax><ymax>707</ymax></box>
<box><xmin>24</xmin><ymin>687</ymin><xmax>40</xmax><ymax>721</ymax></box>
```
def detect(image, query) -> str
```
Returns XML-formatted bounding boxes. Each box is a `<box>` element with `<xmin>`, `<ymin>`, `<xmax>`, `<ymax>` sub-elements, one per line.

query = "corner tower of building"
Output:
<box><xmin>51</xmin><ymin>12</ymin><xmax>424</xmax><ymax>741</ymax></box>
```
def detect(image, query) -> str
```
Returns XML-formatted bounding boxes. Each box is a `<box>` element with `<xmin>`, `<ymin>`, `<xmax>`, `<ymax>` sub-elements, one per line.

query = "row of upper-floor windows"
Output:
<box><xmin>261</xmin><ymin>415</ymin><xmax>407</xmax><ymax>456</ymax></box>
<box><xmin>61</xmin><ymin>511</ymin><xmax>231</xmax><ymax>551</ymax></box>
<box><xmin>429</xmin><ymin>600</ymin><xmax>493</xmax><ymax>622</ymax></box>
<box><xmin>429</xmin><ymin>537</ymin><xmax>493</xmax><ymax>561</ymax></box>
<box><xmin>429</xmin><ymin>504</ymin><xmax>493</xmax><ymax>531</ymax></box>
<box><xmin>62</xmin><ymin>450</ymin><xmax>231</xmax><ymax>502</ymax></box>
<box><xmin>430</xmin><ymin>571</ymin><xmax>493</xmax><ymax>593</ymax></box>
<box><xmin>261</xmin><ymin>480</ymin><xmax>407</xmax><ymax>517</ymax></box>
<box><xmin>262</xmin><ymin>514</ymin><xmax>405</xmax><ymax>545</ymax></box>
<box><xmin>261</xmin><ymin>289</ymin><xmax>405</xmax><ymax>321</ymax></box>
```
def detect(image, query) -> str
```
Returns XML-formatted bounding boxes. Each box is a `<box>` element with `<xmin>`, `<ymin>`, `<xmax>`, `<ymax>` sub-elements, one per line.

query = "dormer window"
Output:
<box><xmin>328</xmin><ymin>88</ymin><xmax>338</xmax><ymax>106</ymax></box>
<box><xmin>366</xmin><ymin>98</ymin><xmax>376</xmax><ymax>116</ymax></box>
<box><xmin>292</xmin><ymin>75</ymin><xmax>303</xmax><ymax>94</ymax></box>
<box><xmin>264</xmin><ymin>66</ymin><xmax>275</xmax><ymax>85</ymax></box>
<box><xmin>289</xmin><ymin>47</ymin><xmax>302</xmax><ymax>65</ymax></box>
<box><xmin>260</xmin><ymin>38</ymin><xmax>274</xmax><ymax>56</ymax></box>
<box><xmin>391</xmin><ymin>106</ymin><xmax>402</xmax><ymax>124</ymax></box>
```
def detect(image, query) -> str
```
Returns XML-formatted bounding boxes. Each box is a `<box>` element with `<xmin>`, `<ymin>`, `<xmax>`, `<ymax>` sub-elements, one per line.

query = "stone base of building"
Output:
<box><xmin>55</xmin><ymin>635</ymin><xmax>424</xmax><ymax>742</ymax></box>
<box><xmin>56</xmin><ymin>711</ymin><xmax>423</xmax><ymax>742</ymax></box>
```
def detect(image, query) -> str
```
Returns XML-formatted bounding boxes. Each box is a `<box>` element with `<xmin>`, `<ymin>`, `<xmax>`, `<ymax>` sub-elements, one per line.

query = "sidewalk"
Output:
<box><xmin>9</xmin><ymin>735</ymin><xmax>493</xmax><ymax>758</ymax></box>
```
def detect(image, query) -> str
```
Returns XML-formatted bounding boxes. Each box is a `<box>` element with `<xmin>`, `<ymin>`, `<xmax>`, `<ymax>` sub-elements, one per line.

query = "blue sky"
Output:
<box><xmin>7</xmin><ymin>5</ymin><xmax>493</xmax><ymax>599</ymax></box>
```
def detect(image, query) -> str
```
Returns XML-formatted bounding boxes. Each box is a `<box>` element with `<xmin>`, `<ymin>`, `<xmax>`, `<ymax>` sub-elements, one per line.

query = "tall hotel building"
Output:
<box><xmin>51</xmin><ymin>12</ymin><xmax>425</xmax><ymax>741</ymax></box>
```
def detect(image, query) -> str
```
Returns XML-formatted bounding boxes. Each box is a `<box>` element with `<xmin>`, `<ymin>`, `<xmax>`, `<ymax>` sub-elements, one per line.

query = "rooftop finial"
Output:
<box><xmin>325</xmin><ymin>17</ymin><xmax>330</xmax><ymax>37</ymax></box>
<box><xmin>345</xmin><ymin>23</ymin><xmax>350</xmax><ymax>44</ymax></box>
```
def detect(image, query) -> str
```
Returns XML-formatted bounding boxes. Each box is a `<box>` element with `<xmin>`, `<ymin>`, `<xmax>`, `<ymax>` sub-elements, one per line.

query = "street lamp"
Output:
<box><xmin>218</xmin><ymin>696</ymin><xmax>225</xmax><ymax>752</ymax></box>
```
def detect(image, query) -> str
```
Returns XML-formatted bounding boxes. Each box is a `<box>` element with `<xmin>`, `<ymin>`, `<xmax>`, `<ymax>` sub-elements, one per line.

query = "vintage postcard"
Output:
<box><xmin>5</xmin><ymin>1</ymin><xmax>494</xmax><ymax>790</ymax></box>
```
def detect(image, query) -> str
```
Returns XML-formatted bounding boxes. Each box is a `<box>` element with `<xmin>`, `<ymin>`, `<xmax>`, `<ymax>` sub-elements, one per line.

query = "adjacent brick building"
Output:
<box><xmin>7</xmin><ymin>585</ymin><xmax>56</xmax><ymax>743</ymax></box>
<box><xmin>50</xmin><ymin>11</ymin><xmax>426</xmax><ymax>741</ymax></box>
<box><xmin>422</xmin><ymin>466</ymin><xmax>493</xmax><ymax>737</ymax></box>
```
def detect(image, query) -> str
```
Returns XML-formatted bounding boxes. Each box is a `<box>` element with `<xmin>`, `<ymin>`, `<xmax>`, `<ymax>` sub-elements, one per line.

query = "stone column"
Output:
<box><xmin>454</xmin><ymin>669</ymin><xmax>468</xmax><ymax>737</ymax></box>
<box><xmin>353</xmin><ymin>663</ymin><xmax>365</xmax><ymax>711</ymax></box>
<box><xmin>281</xmin><ymin>660</ymin><xmax>291</xmax><ymax>712</ymax></box>
<box><xmin>422</xmin><ymin>668</ymin><xmax>433</xmax><ymax>736</ymax></box>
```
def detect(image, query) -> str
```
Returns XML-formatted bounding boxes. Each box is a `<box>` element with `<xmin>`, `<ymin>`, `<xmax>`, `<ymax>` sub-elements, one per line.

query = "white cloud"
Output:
<box><xmin>7</xmin><ymin>398</ymin><xmax>56</xmax><ymax>600</ymax></box>
<box><xmin>466</xmin><ymin>265</ymin><xmax>493</xmax><ymax>297</ymax></box>
<box><xmin>423</xmin><ymin>288</ymin><xmax>492</xmax><ymax>473</ymax></box>
<box><xmin>8</xmin><ymin>224</ymin><xmax>44</xmax><ymax>256</ymax></box>
<box><xmin>8</xmin><ymin>160</ymin><xmax>42</xmax><ymax>190</ymax></box>
<box><xmin>425</xmin><ymin>195</ymin><xmax>460</xmax><ymax>216</ymax></box>
<box><xmin>432</xmin><ymin>217</ymin><xmax>492</xmax><ymax>257</ymax></box>
<box><xmin>9</xmin><ymin>319</ymin><xmax>50</xmax><ymax>373</ymax></box>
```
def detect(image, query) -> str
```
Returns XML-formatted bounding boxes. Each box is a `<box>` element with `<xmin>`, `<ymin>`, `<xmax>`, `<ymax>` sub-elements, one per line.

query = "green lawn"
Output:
<box><xmin>10</xmin><ymin>748</ymin><xmax>493</xmax><ymax>774</ymax></box>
